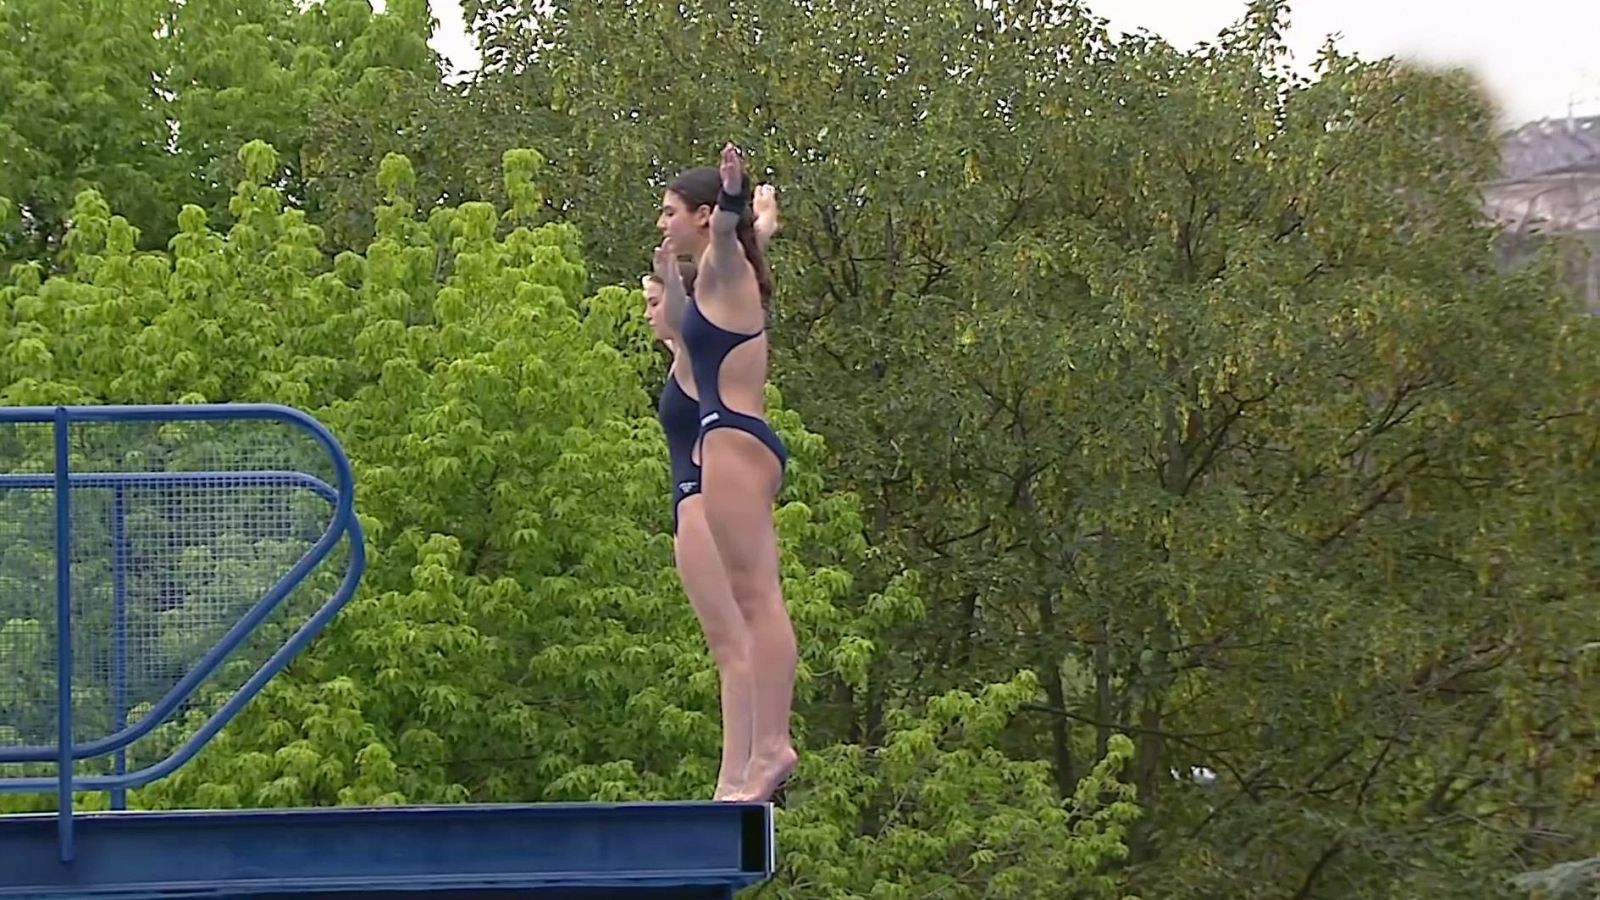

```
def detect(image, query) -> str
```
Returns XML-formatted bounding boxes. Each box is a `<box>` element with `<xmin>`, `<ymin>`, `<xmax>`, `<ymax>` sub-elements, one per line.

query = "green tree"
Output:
<box><xmin>0</xmin><ymin>141</ymin><xmax>1142</xmax><ymax>898</ymax></box>
<box><xmin>300</xmin><ymin>67</ymin><xmax>566</xmax><ymax>254</ymax></box>
<box><xmin>0</xmin><ymin>0</ymin><xmax>438</xmax><ymax>266</ymax></box>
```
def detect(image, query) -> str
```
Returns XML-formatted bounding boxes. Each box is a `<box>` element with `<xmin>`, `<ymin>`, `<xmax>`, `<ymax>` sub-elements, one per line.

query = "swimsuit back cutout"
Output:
<box><xmin>680</xmin><ymin>297</ymin><xmax>763</xmax><ymax>417</ymax></box>
<box><xmin>679</xmin><ymin>296</ymin><xmax>789</xmax><ymax>471</ymax></box>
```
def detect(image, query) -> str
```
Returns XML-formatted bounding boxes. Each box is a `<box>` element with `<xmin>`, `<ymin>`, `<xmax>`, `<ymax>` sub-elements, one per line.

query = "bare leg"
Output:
<box><xmin>700</xmin><ymin>429</ymin><xmax>797</xmax><ymax>802</ymax></box>
<box><xmin>673</xmin><ymin>496</ymin><xmax>754</xmax><ymax>799</ymax></box>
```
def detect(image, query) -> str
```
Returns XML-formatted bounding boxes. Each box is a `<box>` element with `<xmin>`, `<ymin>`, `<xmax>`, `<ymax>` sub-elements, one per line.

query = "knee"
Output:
<box><xmin>724</xmin><ymin>566</ymin><xmax>782</xmax><ymax>604</ymax></box>
<box><xmin>722</xmin><ymin>575</ymin><xmax>789</xmax><ymax>632</ymax></box>
<box><xmin>702</xmin><ymin>625</ymin><xmax>751</xmax><ymax>671</ymax></box>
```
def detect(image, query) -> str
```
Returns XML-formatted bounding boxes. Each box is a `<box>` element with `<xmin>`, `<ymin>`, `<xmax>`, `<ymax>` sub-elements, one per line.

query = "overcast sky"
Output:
<box><xmin>423</xmin><ymin>0</ymin><xmax>1598</xmax><ymax>126</ymax></box>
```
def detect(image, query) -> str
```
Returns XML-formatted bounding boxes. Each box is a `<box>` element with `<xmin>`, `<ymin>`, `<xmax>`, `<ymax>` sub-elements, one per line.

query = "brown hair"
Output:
<box><xmin>645</xmin><ymin>259</ymin><xmax>699</xmax><ymax>296</ymax></box>
<box><xmin>666</xmin><ymin>164</ymin><xmax>773</xmax><ymax>309</ymax></box>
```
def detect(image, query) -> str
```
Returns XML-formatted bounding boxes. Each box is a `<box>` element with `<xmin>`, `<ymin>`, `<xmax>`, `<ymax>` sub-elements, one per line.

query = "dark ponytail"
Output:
<box><xmin>733</xmin><ymin>198</ymin><xmax>774</xmax><ymax>316</ymax></box>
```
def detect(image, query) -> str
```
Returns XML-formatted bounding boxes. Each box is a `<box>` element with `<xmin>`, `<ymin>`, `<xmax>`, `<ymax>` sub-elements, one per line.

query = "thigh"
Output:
<box><xmin>673</xmin><ymin>498</ymin><xmax>743</xmax><ymax>632</ymax></box>
<box><xmin>700</xmin><ymin>429</ymin><xmax>783</xmax><ymax>580</ymax></box>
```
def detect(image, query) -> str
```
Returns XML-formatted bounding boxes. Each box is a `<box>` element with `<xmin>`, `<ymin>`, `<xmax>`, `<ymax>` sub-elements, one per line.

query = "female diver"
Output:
<box><xmin>652</xmin><ymin>146</ymin><xmax>795</xmax><ymax>803</ymax></box>
<box><xmin>645</xmin><ymin>181</ymin><xmax>782</xmax><ymax>801</ymax></box>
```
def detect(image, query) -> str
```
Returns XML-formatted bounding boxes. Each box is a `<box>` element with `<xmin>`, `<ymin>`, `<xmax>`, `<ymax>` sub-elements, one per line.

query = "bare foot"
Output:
<box><xmin>713</xmin><ymin>779</ymin><xmax>744</xmax><ymax>801</ymax></box>
<box><xmin>730</xmin><ymin>745</ymin><xmax>797</xmax><ymax>802</ymax></box>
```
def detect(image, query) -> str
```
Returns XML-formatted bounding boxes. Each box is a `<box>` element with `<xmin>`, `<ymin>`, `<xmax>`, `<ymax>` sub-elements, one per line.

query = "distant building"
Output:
<box><xmin>1485</xmin><ymin>115</ymin><xmax>1600</xmax><ymax>311</ymax></box>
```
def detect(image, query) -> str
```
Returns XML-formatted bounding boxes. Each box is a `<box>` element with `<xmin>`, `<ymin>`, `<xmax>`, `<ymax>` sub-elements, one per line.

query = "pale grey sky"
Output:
<box><xmin>422</xmin><ymin>0</ymin><xmax>1598</xmax><ymax>126</ymax></box>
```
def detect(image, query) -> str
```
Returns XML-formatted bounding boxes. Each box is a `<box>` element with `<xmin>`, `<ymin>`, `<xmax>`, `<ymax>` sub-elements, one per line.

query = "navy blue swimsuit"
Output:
<box><xmin>679</xmin><ymin>297</ymin><xmax>788</xmax><ymax>473</ymax></box>
<box><xmin>657</xmin><ymin>369</ymin><xmax>702</xmax><ymax>533</ymax></box>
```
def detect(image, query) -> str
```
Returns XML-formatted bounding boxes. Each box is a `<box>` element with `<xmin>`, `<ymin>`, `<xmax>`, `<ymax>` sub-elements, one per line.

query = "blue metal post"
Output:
<box><xmin>110</xmin><ymin>485</ymin><xmax>129</xmax><ymax>811</ymax></box>
<box><xmin>53</xmin><ymin>407</ymin><xmax>75</xmax><ymax>862</ymax></box>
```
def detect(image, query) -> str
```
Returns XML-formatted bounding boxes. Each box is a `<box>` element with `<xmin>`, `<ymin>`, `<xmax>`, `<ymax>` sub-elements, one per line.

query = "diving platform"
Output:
<box><xmin>0</xmin><ymin>404</ymin><xmax>776</xmax><ymax>899</ymax></box>
<box><xmin>0</xmin><ymin>801</ymin><xmax>773</xmax><ymax>898</ymax></box>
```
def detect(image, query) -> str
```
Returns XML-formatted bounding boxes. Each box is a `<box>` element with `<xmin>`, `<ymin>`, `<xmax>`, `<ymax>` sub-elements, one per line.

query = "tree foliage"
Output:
<box><xmin>0</xmin><ymin>0</ymin><xmax>438</xmax><ymax>266</ymax></box>
<box><xmin>2</xmin><ymin>0</ymin><xmax>1597</xmax><ymax>896</ymax></box>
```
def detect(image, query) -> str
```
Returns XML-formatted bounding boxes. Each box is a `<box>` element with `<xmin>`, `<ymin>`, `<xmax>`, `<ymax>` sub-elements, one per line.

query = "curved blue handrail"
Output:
<box><xmin>0</xmin><ymin>470</ymin><xmax>343</xmax><ymax>762</ymax></box>
<box><xmin>0</xmin><ymin>404</ymin><xmax>368</xmax><ymax>863</ymax></box>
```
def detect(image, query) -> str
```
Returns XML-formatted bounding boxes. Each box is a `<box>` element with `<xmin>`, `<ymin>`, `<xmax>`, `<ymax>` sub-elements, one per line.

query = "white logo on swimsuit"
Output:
<box><xmin>678</xmin><ymin>480</ymin><xmax>699</xmax><ymax>494</ymax></box>
<box><xmin>700</xmin><ymin>411</ymin><xmax>720</xmax><ymax>426</ymax></box>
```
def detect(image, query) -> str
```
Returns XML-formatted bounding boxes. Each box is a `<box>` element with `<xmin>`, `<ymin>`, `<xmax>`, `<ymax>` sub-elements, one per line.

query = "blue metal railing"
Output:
<box><xmin>0</xmin><ymin>404</ymin><xmax>367</xmax><ymax>863</ymax></box>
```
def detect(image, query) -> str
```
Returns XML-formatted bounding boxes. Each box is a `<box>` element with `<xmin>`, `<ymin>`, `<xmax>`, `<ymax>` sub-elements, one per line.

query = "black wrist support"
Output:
<box><xmin>716</xmin><ymin>187</ymin><xmax>747</xmax><ymax>215</ymax></box>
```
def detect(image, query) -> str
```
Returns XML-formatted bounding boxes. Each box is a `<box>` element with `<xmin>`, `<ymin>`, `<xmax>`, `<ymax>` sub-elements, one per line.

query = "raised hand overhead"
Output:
<box><xmin>753</xmin><ymin>184</ymin><xmax>781</xmax><ymax>247</ymax></box>
<box><xmin>653</xmin><ymin>237</ymin><xmax>691</xmax><ymax>331</ymax></box>
<box><xmin>719</xmin><ymin>142</ymin><xmax>744</xmax><ymax>197</ymax></box>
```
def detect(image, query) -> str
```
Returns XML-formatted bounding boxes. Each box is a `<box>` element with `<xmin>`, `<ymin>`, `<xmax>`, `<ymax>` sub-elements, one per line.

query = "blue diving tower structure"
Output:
<box><xmin>0</xmin><ymin>403</ymin><xmax>775</xmax><ymax>898</ymax></box>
